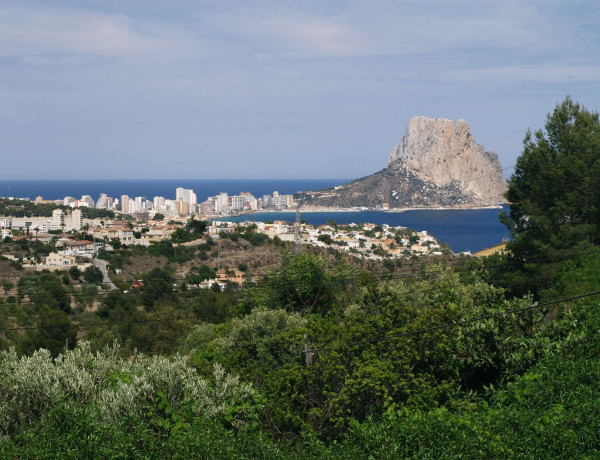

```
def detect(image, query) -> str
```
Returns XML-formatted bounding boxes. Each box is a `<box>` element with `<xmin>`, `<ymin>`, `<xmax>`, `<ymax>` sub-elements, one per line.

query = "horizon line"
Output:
<box><xmin>0</xmin><ymin>178</ymin><xmax>351</xmax><ymax>182</ymax></box>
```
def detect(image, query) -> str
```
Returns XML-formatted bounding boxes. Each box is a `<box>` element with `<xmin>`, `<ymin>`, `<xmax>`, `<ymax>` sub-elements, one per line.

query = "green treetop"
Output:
<box><xmin>502</xmin><ymin>96</ymin><xmax>600</xmax><ymax>294</ymax></box>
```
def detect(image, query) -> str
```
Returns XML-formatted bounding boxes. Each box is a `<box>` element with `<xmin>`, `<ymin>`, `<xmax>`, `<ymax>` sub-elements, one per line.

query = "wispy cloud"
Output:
<box><xmin>0</xmin><ymin>52</ymin><xmax>112</xmax><ymax>66</ymax></box>
<box><xmin>0</xmin><ymin>6</ymin><xmax>205</xmax><ymax>65</ymax></box>
<box><xmin>443</xmin><ymin>62</ymin><xmax>600</xmax><ymax>84</ymax></box>
<box><xmin>1</xmin><ymin>1</ymin><xmax>599</xmax><ymax>179</ymax></box>
<box><xmin>211</xmin><ymin>10</ymin><xmax>378</xmax><ymax>58</ymax></box>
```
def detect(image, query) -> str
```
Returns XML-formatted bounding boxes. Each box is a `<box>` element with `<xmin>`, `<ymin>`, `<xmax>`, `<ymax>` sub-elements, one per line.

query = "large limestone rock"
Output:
<box><xmin>387</xmin><ymin>116</ymin><xmax>507</xmax><ymax>205</ymax></box>
<box><xmin>296</xmin><ymin>116</ymin><xmax>508</xmax><ymax>208</ymax></box>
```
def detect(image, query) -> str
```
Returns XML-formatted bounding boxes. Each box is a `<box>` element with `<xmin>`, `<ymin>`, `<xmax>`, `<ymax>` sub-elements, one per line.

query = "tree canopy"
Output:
<box><xmin>83</xmin><ymin>265</ymin><xmax>104</xmax><ymax>284</ymax></box>
<box><xmin>502</xmin><ymin>97</ymin><xmax>600</xmax><ymax>294</ymax></box>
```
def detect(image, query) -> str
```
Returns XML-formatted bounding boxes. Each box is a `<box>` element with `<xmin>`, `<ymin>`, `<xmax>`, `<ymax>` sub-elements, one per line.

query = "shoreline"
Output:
<box><xmin>218</xmin><ymin>204</ymin><xmax>505</xmax><ymax>218</ymax></box>
<box><xmin>385</xmin><ymin>205</ymin><xmax>505</xmax><ymax>212</ymax></box>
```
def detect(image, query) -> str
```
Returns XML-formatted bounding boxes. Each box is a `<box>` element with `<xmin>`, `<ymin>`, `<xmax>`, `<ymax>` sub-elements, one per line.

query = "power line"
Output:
<box><xmin>0</xmin><ymin>256</ymin><xmax>578</xmax><ymax>303</ymax></box>
<box><xmin>2</xmin><ymin>245</ymin><xmax>591</xmax><ymax>307</ymax></box>
<box><xmin>7</xmin><ymin>288</ymin><xmax>600</xmax><ymax>363</ymax></box>
<box><xmin>5</xmin><ymin>246</ymin><xmax>596</xmax><ymax>334</ymax></box>
<box><xmin>304</xmin><ymin>290</ymin><xmax>600</xmax><ymax>356</ymax></box>
<box><xmin>2</xmin><ymin>312</ymin><xmax>202</xmax><ymax>332</ymax></box>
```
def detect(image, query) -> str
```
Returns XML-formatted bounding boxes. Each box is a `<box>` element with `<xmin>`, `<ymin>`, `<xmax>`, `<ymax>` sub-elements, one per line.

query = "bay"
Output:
<box><xmin>219</xmin><ymin>207</ymin><xmax>510</xmax><ymax>254</ymax></box>
<box><xmin>0</xmin><ymin>179</ymin><xmax>509</xmax><ymax>254</ymax></box>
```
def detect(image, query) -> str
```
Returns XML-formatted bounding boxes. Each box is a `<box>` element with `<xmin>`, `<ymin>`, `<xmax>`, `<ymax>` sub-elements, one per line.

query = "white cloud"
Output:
<box><xmin>205</xmin><ymin>1</ymin><xmax>595</xmax><ymax>66</ymax></box>
<box><xmin>0</xmin><ymin>6</ymin><xmax>205</xmax><ymax>64</ymax></box>
<box><xmin>212</xmin><ymin>10</ymin><xmax>378</xmax><ymax>58</ymax></box>
<box><xmin>357</xmin><ymin>3</ymin><xmax>567</xmax><ymax>57</ymax></box>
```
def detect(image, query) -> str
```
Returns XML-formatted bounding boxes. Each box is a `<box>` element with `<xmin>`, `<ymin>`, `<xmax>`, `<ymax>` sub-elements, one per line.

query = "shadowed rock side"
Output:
<box><xmin>296</xmin><ymin>116</ymin><xmax>508</xmax><ymax>208</ymax></box>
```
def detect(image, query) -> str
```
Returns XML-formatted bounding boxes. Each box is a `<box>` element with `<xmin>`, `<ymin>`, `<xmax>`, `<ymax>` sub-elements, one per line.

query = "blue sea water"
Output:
<box><xmin>0</xmin><ymin>179</ymin><xmax>509</xmax><ymax>253</ymax></box>
<box><xmin>0</xmin><ymin>179</ymin><xmax>341</xmax><ymax>202</ymax></box>
<box><xmin>219</xmin><ymin>208</ymin><xmax>510</xmax><ymax>254</ymax></box>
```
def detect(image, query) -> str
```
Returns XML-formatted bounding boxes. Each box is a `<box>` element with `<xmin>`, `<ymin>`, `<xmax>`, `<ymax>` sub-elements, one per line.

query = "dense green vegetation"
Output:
<box><xmin>0</xmin><ymin>198</ymin><xmax>114</xmax><ymax>219</ymax></box>
<box><xmin>0</xmin><ymin>198</ymin><xmax>60</xmax><ymax>218</ymax></box>
<box><xmin>500</xmin><ymin>96</ymin><xmax>600</xmax><ymax>297</ymax></box>
<box><xmin>1</xmin><ymin>97</ymin><xmax>599</xmax><ymax>457</ymax></box>
<box><xmin>1</xmin><ymin>255</ymin><xmax>600</xmax><ymax>457</ymax></box>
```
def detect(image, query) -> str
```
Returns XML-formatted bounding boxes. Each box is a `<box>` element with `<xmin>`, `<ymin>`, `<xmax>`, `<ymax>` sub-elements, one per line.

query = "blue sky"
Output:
<box><xmin>1</xmin><ymin>1</ymin><xmax>599</xmax><ymax>180</ymax></box>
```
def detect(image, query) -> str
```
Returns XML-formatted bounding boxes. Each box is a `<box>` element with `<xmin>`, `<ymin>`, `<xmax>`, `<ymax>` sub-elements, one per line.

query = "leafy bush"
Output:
<box><xmin>213</xmin><ymin>309</ymin><xmax>307</xmax><ymax>375</ymax></box>
<box><xmin>317</xmin><ymin>234</ymin><xmax>333</xmax><ymax>245</ymax></box>
<box><xmin>97</xmin><ymin>248</ymin><xmax>126</xmax><ymax>269</ymax></box>
<box><xmin>68</xmin><ymin>265</ymin><xmax>81</xmax><ymax>280</ymax></box>
<box><xmin>18</xmin><ymin>273</ymin><xmax>70</xmax><ymax>312</ymax></box>
<box><xmin>328</xmin><ymin>299</ymin><xmax>600</xmax><ymax>458</ymax></box>
<box><xmin>148</xmin><ymin>240</ymin><xmax>191</xmax><ymax>263</ymax></box>
<box><xmin>9</xmin><ymin>260</ymin><xmax>22</xmax><ymax>271</ymax></box>
<box><xmin>80</xmin><ymin>283</ymin><xmax>98</xmax><ymax>306</ymax></box>
<box><xmin>83</xmin><ymin>265</ymin><xmax>104</xmax><ymax>284</ymax></box>
<box><xmin>0</xmin><ymin>342</ymin><xmax>257</xmax><ymax>441</ymax></box>
<box><xmin>241</xmin><ymin>231</ymin><xmax>270</xmax><ymax>247</ymax></box>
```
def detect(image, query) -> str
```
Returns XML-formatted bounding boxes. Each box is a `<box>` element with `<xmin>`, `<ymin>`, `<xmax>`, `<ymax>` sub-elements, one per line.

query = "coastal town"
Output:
<box><xmin>0</xmin><ymin>188</ymin><xmax>444</xmax><ymax>286</ymax></box>
<box><xmin>7</xmin><ymin>187</ymin><xmax>300</xmax><ymax>219</ymax></box>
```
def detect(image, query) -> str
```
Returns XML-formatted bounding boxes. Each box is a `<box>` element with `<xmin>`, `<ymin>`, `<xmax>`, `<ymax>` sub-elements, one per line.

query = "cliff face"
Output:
<box><xmin>296</xmin><ymin>116</ymin><xmax>507</xmax><ymax>208</ymax></box>
<box><xmin>387</xmin><ymin>116</ymin><xmax>507</xmax><ymax>205</ymax></box>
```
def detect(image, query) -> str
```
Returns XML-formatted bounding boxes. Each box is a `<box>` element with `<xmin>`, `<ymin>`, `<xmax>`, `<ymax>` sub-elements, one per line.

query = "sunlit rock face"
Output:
<box><xmin>387</xmin><ymin>116</ymin><xmax>507</xmax><ymax>205</ymax></box>
<box><xmin>296</xmin><ymin>116</ymin><xmax>507</xmax><ymax>208</ymax></box>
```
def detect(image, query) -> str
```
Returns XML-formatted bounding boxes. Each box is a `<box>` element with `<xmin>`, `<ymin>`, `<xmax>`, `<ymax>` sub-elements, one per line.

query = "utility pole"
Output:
<box><xmin>294</xmin><ymin>206</ymin><xmax>302</xmax><ymax>255</ymax></box>
<box><xmin>34</xmin><ymin>227</ymin><xmax>38</xmax><ymax>262</ymax></box>
<box><xmin>303</xmin><ymin>333</ymin><xmax>313</xmax><ymax>366</ymax></box>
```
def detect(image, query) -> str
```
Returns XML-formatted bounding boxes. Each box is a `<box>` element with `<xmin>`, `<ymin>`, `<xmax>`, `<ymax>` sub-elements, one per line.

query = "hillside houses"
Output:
<box><xmin>142</xmin><ymin>225</ymin><xmax>174</xmax><ymax>243</ymax></box>
<box><xmin>45</xmin><ymin>253</ymin><xmax>77</xmax><ymax>266</ymax></box>
<box><xmin>216</xmin><ymin>268</ymin><xmax>246</xmax><ymax>285</ymax></box>
<box><xmin>42</xmin><ymin>253</ymin><xmax>91</xmax><ymax>271</ymax></box>
<box><xmin>92</xmin><ymin>227</ymin><xmax>134</xmax><ymax>245</ymax></box>
<box><xmin>301</xmin><ymin>223</ymin><xmax>442</xmax><ymax>259</ymax></box>
<box><xmin>2</xmin><ymin>203</ymin><xmax>447</xmax><ymax>269</ymax></box>
<box><xmin>213</xmin><ymin>219</ymin><xmax>444</xmax><ymax>259</ymax></box>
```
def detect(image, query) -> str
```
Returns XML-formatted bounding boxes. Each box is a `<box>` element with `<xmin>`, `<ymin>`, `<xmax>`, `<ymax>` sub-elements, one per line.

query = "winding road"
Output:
<box><xmin>92</xmin><ymin>258</ymin><xmax>117</xmax><ymax>291</ymax></box>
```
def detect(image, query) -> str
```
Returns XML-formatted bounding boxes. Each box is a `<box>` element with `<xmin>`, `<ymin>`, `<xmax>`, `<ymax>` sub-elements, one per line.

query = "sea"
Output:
<box><xmin>0</xmin><ymin>179</ymin><xmax>509</xmax><ymax>254</ymax></box>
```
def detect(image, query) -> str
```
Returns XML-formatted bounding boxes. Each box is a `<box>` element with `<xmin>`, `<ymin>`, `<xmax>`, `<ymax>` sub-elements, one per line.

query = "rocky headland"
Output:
<box><xmin>296</xmin><ymin>116</ymin><xmax>508</xmax><ymax>208</ymax></box>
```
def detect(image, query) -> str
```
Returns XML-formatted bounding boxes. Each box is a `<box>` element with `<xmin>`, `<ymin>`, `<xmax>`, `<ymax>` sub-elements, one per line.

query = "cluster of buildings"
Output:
<box><xmin>1</xmin><ymin>209</ymin><xmax>82</xmax><ymax>233</ymax></box>
<box><xmin>18</xmin><ymin>187</ymin><xmax>296</xmax><ymax>219</ymax></box>
<box><xmin>199</xmin><ymin>190</ymin><xmax>294</xmax><ymax>215</ymax></box>
<box><xmin>1</xmin><ymin>187</ymin><xmax>446</xmax><ymax>278</ymax></box>
<box><xmin>192</xmin><ymin>268</ymin><xmax>248</xmax><ymax>292</ymax></box>
<box><xmin>0</xmin><ymin>215</ymin><xmax>179</xmax><ymax>271</ymax></box>
<box><xmin>304</xmin><ymin>222</ymin><xmax>443</xmax><ymax>259</ymax></box>
<box><xmin>212</xmin><ymin>220</ymin><xmax>443</xmax><ymax>260</ymax></box>
<box><xmin>2</xmin><ymin>211</ymin><xmax>443</xmax><ymax>263</ymax></box>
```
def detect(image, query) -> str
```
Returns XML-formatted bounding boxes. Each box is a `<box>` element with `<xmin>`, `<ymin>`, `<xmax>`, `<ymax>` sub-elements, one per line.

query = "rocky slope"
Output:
<box><xmin>296</xmin><ymin>116</ymin><xmax>507</xmax><ymax>208</ymax></box>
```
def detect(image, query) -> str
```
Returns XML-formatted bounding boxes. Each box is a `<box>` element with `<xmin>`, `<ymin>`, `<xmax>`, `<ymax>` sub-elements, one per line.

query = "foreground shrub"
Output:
<box><xmin>0</xmin><ymin>341</ymin><xmax>257</xmax><ymax>441</ymax></box>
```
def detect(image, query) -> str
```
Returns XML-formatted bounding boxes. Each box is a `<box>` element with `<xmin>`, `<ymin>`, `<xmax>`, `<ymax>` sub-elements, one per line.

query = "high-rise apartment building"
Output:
<box><xmin>231</xmin><ymin>195</ymin><xmax>245</xmax><ymax>210</ymax></box>
<box><xmin>80</xmin><ymin>195</ymin><xmax>95</xmax><ymax>208</ymax></box>
<box><xmin>71</xmin><ymin>209</ymin><xmax>82</xmax><ymax>231</ymax></box>
<box><xmin>176</xmin><ymin>187</ymin><xmax>197</xmax><ymax>206</ymax></box>
<box><xmin>120</xmin><ymin>195</ymin><xmax>130</xmax><ymax>213</ymax></box>
<box><xmin>51</xmin><ymin>209</ymin><xmax>65</xmax><ymax>231</ymax></box>
<box><xmin>153</xmin><ymin>196</ymin><xmax>165</xmax><ymax>210</ymax></box>
<box><xmin>134</xmin><ymin>197</ymin><xmax>147</xmax><ymax>212</ymax></box>
<box><xmin>96</xmin><ymin>193</ymin><xmax>109</xmax><ymax>209</ymax></box>
<box><xmin>176</xmin><ymin>200</ymin><xmax>190</xmax><ymax>216</ymax></box>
